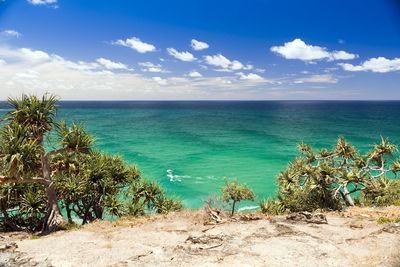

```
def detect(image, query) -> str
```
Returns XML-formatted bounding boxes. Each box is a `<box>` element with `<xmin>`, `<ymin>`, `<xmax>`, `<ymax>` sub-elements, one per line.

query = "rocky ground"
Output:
<box><xmin>1</xmin><ymin>207</ymin><xmax>400</xmax><ymax>267</ymax></box>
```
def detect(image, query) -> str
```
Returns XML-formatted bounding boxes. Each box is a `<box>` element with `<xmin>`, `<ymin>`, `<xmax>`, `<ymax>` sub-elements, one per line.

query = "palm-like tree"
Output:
<box><xmin>0</xmin><ymin>94</ymin><xmax>94</xmax><ymax>233</ymax></box>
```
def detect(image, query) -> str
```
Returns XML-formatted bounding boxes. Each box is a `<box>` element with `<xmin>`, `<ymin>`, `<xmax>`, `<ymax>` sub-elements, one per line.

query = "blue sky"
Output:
<box><xmin>0</xmin><ymin>0</ymin><xmax>399</xmax><ymax>100</ymax></box>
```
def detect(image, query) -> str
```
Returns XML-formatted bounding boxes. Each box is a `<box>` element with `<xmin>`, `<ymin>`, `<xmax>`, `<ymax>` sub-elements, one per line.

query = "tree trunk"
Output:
<box><xmin>343</xmin><ymin>185</ymin><xmax>355</xmax><ymax>207</ymax></box>
<box><xmin>231</xmin><ymin>201</ymin><xmax>236</xmax><ymax>216</ymax></box>
<box><xmin>65</xmin><ymin>202</ymin><xmax>73</xmax><ymax>224</ymax></box>
<box><xmin>40</xmin><ymin>152</ymin><xmax>67</xmax><ymax>234</ymax></box>
<box><xmin>41</xmin><ymin>183</ymin><xmax>67</xmax><ymax>234</ymax></box>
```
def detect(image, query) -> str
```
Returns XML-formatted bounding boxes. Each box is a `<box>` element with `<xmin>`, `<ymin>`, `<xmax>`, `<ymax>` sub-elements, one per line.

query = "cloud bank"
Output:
<box><xmin>339</xmin><ymin>57</ymin><xmax>400</xmax><ymax>73</ymax></box>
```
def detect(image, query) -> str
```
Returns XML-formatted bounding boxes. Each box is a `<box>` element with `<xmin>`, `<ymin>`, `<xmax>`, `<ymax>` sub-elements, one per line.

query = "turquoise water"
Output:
<box><xmin>3</xmin><ymin>101</ymin><xmax>400</xmax><ymax>210</ymax></box>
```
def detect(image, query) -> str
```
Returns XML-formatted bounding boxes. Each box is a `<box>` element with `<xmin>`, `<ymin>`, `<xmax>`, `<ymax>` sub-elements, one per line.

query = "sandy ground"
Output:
<box><xmin>1</xmin><ymin>207</ymin><xmax>400</xmax><ymax>267</ymax></box>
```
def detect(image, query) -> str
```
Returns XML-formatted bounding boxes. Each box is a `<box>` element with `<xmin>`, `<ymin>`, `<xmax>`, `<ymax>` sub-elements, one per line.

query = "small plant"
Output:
<box><xmin>220</xmin><ymin>178</ymin><xmax>255</xmax><ymax>216</ymax></box>
<box><xmin>259</xmin><ymin>199</ymin><xmax>283</xmax><ymax>215</ymax></box>
<box><xmin>377</xmin><ymin>217</ymin><xmax>392</xmax><ymax>224</ymax></box>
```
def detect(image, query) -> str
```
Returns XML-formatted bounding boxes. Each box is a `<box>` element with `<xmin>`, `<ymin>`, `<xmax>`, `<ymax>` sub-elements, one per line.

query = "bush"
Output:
<box><xmin>220</xmin><ymin>178</ymin><xmax>255</xmax><ymax>216</ymax></box>
<box><xmin>361</xmin><ymin>177</ymin><xmax>400</xmax><ymax>207</ymax></box>
<box><xmin>260</xmin><ymin>137</ymin><xmax>400</xmax><ymax>214</ymax></box>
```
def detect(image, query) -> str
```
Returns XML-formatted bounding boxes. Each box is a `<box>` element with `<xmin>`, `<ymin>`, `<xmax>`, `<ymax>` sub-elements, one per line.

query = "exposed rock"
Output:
<box><xmin>286</xmin><ymin>211</ymin><xmax>328</xmax><ymax>224</ymax></box>
<box><xmin>382</xmin><ymin>224</ymin><xmax>400</xmax><ymax>234</ymax></box>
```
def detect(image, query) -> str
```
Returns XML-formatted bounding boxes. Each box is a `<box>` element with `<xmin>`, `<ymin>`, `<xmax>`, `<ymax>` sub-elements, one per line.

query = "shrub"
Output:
<box><xmin>260</xmin><ymin>136</ymin><xmax>400</xmax><ymax>214</ymax></box>
<box><xmin>220</xmin><ymin>178</ymin><xmax>255</xmax><ymax>216</ymax></box>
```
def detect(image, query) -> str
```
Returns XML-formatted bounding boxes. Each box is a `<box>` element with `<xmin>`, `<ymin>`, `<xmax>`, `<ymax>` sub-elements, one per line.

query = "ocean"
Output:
<box><xmin>2</xmin><ymin>101</ymin><xmax>400</xmax><ymax>210</ymax></box>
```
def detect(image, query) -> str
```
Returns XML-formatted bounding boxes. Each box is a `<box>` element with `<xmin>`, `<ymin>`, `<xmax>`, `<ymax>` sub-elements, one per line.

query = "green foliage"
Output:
<box><xmin>55</xmin><ymin>151</ymin><xmax>140</xmax><ymax>224</ymax></box>
<box><xmin>0</xmin><ymin>123</ymin><xmax>41</xmax><ymax>178</ymax></box>
<box><xmin>0</xmin><ymin>183</ymin><xmax>46</xmax><ymax>232</ymax></box>
<box><xmin>6</xmin><ymin>94</ymin><xmax>59</xmax><ymax>141</ymax></box>
<box><xmin>259</xmin><ymin>199</ymin><xmax>284</xmax><ymax>215</ymax></box>
<box><xmin>361</xmin><ymin>177</ymin><xmax>400</xmax><ymax>206</ymax></box>
<box><xmin>377</xmin><ymin>217</ymin><xmax>392</xmax><ymax>224</ymax></box>
<box><xmin>0</xmin><ymin>93</ymin><xmax>183</xmax><ymax>231</ymax></box>
<box><xmin>56</xmin><ymin>121</ymin><xmax>95</xmax><ymax>153</ymax></box>
<box><xmin>128</xmin><ymin>179</ymin><xmax>182</xmax><ymax>216</ymax></box>
<box><xmin>260</xmin><ymin>136</ymin><xmax>400</xmax><ymax>215</ymax></box>
<box><xmin>220</xmin><ymin>178</ymin><xmax>255</xmax><ymax>216</ymax></box>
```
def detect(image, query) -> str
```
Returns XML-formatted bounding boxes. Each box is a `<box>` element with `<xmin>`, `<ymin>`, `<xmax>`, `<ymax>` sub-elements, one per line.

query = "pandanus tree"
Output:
<box><xmin>0</xmin><ymin>94</ymin><xmax>94</xmax><ymax>233</ymax></box>
<box><xmin>260</xmin><ymin>136</ymin><xmax>400</xmax><ymax>214</ymax></box>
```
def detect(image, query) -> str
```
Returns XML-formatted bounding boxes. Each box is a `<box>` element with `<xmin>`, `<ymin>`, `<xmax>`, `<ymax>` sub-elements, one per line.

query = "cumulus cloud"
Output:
<box><xmin>338</xmin><ymin>57</ymin><xmax>400</xmax><ymax>73</ymax></box>
<box><xmin>2</xmin><ymin>30</ymin><xmax>22</xmax><ymax>38</ymax></box>
<box><xmin>188</xmin><ymin>71</ymin><xmax>202</xmax><ymax>77</ymax></box>
<box><xmin>236</xmin><ymin>72</ymin><xmax>264</xmax><ymax>80</ymax></box>
<box><xmin>96</xmin><ymin>58</ymin><xmax>132</xmax><ymax>71</ymax></box>
<box><xmin>294</xmin><ymin>74</ymin><xmax>338</xmax><ymax>84</ymax></box>
<box><xmin>138</xmin><ymin>62</ymin><xmax>167</xmax><ymax>73</ymax></box>
<box><xmin>203</xmin><ymin>54</ymin><xmax>253</xmax><ymax>71</ymax></box>
<box><xmin>167</xmin><ymin>48</ymin><xmax>196</xmax><ymax>62</ymax></box>
<box><xmin>27</xmin><ymin>0</ymin><xmax>57</xmax><ymax>6</ymax></box>
<box><xmin>191</xmin><ymin>39</ymin><xmax>209</xmax><ymax>51</ymax></box>
<box><xmin>204</xmin><ymin>54</ymin><xmax>231</xmax><ymax>68</ymax></box>
<box><xmin>270</xmin><ymin>38</ymin><xmax>357</xmax><ymax>62</ymax></box>
<box><xmin>113</xmin><ymin>37</ymin><xmax>156</xmax><ymax>53</ymax></box>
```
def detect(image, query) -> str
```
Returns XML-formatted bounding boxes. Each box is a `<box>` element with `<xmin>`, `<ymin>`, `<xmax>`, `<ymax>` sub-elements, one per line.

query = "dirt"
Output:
<box><xmin>1</xmin><ymin>207</ymin><xmax>400</xmax><ymax>267</ymax></box>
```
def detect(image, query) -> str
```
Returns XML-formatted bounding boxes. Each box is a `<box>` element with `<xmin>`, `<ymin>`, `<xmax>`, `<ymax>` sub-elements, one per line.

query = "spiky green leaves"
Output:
<box><xmin>260</xmin><ymin>136</ymin><xmax>400</xmax><ymax>215</ymax></box>
<box><xmin>56</xmin><ymin>121</ymin><xmax>95</xmax><ymax>154</ymax></box>
<box><xmin>6</xmin><ymin>94</ymin><xmax>59</xmax><ymax>142</ymax></box>
<box><xmin>0</xmin><ymin>124</ymin><xmax>41</xmax><ymax>177</ymax></box>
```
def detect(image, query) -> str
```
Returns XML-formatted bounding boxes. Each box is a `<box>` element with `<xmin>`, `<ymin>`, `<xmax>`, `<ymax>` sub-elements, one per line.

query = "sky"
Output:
<box><xmin>0</xmin><ymin>0</ymin><xmax>399</xmax><ymax>100</ymax></box>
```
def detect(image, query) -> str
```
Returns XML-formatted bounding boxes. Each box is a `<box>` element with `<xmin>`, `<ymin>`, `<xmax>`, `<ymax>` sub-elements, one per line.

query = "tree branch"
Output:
<box><xmin>45</xmin><ymin>147</ymin><xmax>70</xmax><ymax>158</ymax></box>
<box><xmin>0</xmin><ymin>176</ymin><xmax>49</xmax><ymax>185</ymax></box>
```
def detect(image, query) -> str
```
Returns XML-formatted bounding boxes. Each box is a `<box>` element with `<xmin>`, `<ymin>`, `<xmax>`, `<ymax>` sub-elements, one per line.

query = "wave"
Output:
<box><xmin>166</xmin><ymin>169</ymin><xmax>217</xmax><ymax>183</ymax></box>
<box><xmin>166</xmin><ymin>169</ymin><xmax>191</xmax><ymax>182</ymax></box>
<box><xmin>238</xmin><ymin>206</ymin><xmax>259</xmax><ymax>212</ymax></box>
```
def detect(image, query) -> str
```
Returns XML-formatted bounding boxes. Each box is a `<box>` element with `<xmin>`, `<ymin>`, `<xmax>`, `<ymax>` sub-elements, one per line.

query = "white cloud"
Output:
<box><xmin>152</xmin><ymin>76</ymin><xmax>168</xmax><ymax>85</ymax></box>
<box><xmin>96</xmin><ymin>58</ymin><xmax>132</xmax><ymax>71</ymax></box>
<box><xmin>138</xmin><ymin>62</ymin><xmax>167</xmax><ymax>73</ymax></box>
<box><xmin>231</xmin><ymin>60</ymin><xmax>244</xmax><ymax>70</ymax></box>
<box><xmin>167</xmin><ymin>48</ymin><xmax>196</xmax><ymax>62</ymax></box>
<box><xmin>331</xmin><ymin>51</ymin><xmax>356</xmax><ymax>60</ymax></box>
<box><xmin>236</xmin><ymin>72</ymin><xmax>264</xmax><ymax>80</ymax></box>
<box><xmin>113</xmin><ymin>37</ymin><xmax>156</xmax><ymax>53</ymax></box>
<box><xmin>27</xmin><ymin>0</ymin><xmax>57</xmax><ymax>5</ymax></box>
<box><xmin>188</xmin><ymin>71</ymin><xmax>202</xmax><ymax>77</ymax></box>
<box><xmin>18</xmin><ymin>48</ymin><xmax>51</xmax><ymax>63</ymax></box>
<box><xmin>243</xmin><ymin>64</ymin><xmax>253</xmax><ymax>70</ymax></box>
<box><xmin>204</xmin><ymin>54</ymin><xmax>231</xmax><ymax>68</ymax></box>
<box><xmin>270</xmin><ymin>38</ymin><xmax>357</xmax><ymax>62</ymax></box>
<box><xmin>203</xmin><ymin>54</ymin><xmax>252</xmax><ymax>72</ymax></box>
<box><xmin>294</xmin><ymin>74</ymin><xmax>338</xmax><ymax>84</ymax></box>
<box><xmin>254</xmin><ymin>68</ymin><xmax>266</xmax><ymax>73</ymax></box>
<box><xmin>191</xmin><ymin>39</ymin><xmax>209</xmax><ymax>51</ymax></box>
<box><xmin>2</xmin><ymin>30</ymin><xmax>21</xmax><ymax>38</ymax></box>
<box><xmin>338</xmin><ymin>57</ymin><xmax>400</xmax><ymax>73</ymax></box>
<box><xmin>0</xmin><ymin>45</ymin><xmax>285</xmax><ymax>100</ymax></box>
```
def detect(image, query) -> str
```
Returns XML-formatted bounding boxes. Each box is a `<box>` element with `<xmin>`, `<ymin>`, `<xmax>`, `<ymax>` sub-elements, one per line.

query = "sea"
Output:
<box><xmin>2</xmin><ymin>100</ymin><xmax>400</xmax><ymax>210</ymax></box>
